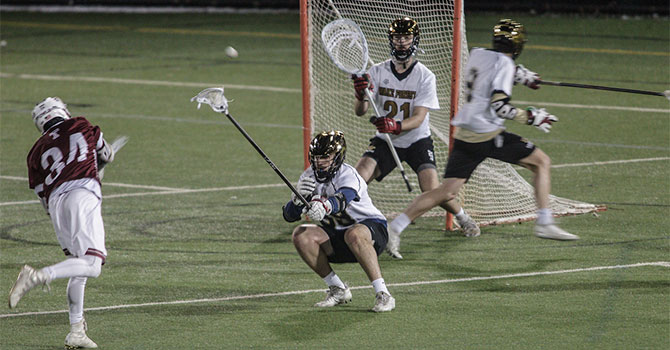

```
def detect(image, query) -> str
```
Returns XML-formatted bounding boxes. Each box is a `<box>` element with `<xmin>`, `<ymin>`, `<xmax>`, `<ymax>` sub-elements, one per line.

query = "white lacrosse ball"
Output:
<box><xmin>225</xmin><ymin>46</ymin><xmax>238</xmax><ymax>58</ymax></box>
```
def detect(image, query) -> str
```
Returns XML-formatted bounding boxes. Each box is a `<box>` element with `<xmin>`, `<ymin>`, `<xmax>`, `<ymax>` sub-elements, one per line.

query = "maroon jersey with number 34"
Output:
<box><xmin>27</xmin><ymin>117</ymin><xmax>103</xmax><ymax>204</ymax></box>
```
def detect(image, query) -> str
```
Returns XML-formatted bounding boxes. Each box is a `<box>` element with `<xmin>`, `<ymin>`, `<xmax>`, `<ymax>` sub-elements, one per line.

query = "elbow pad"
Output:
<box><xmin>491</xmin><ymin>92</ymin><xmax>518</xmax><ymax>120</ymax></box>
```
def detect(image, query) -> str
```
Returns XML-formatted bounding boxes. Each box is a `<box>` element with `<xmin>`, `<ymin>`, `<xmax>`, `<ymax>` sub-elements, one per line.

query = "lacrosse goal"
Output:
<box><xmin>300</xmin><ymin>0</ymin><xmax>602</xmax><ymax>227</ymax></box>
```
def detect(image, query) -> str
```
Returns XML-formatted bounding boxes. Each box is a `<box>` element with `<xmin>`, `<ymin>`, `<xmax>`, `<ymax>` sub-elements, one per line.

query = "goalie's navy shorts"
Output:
<box><xmin>444</xmin><ymin>131</ymin><xmax>536</xmax><ymax>181</ymax></box>
<box><xmin>362</xmin><ymin>136</ymin><xmax>437</xmax><ymax>181</ymax></box>
<box><xmin>321</xmin><ymin>219</ymin><xmax>388</xmax><ymax>263</ymax></box>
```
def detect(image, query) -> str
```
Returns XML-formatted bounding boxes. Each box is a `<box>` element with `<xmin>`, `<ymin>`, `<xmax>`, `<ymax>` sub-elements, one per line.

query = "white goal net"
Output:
<box><xmin>302</xmin><ymin>0</ymin><xmax>601</xmax><ymax>227</ymax></box>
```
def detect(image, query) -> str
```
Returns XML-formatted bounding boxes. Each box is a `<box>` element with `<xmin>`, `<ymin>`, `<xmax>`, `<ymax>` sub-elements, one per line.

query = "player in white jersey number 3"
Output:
<box><xmin>283</xmin><ymin>131</ymin><xmax>395</xmax><ymax>312</ymax></box>
<box><xmin>352</xmin><ymin>17</ymin><xmax>479</xmax><ymax>259</ymax></box>
<box><xmin>388</xmin><ymin>19</ymin><xmax>579</xmax><ymax>241</ymax></box>
<box><xmin>8</xmin><ymin>97</ymin><xmax>116</xmax><ymax>349</ymax></box>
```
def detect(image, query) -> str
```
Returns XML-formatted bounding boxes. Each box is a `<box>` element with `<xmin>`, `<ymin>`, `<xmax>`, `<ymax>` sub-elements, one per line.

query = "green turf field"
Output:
<box><xmin>1</xmin><ymin>10</ymin><xmax>668</xmax><ymax>350</ymax></box>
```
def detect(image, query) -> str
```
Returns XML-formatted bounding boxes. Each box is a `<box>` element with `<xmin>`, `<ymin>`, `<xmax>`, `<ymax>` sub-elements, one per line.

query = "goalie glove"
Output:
<box><xmin>527</xmin><ymin>107</ymin><xmax>557</xmax><ymax>133</ymax></box>
<box><xmin>373</xmin><ymin>117</ymin><xmax>402</xmax><ymax>135</ymax></box>
<box><xmin>352</xmin><ymin>74</ymin><xmax>373</xmax><ymax>101</ymax></box>
<box><xmin>291</xmin><ymin>176</ymin><xmax>316</xmax><ymax>206</ymax></box>
<box><xmin>515</xmin><ymin>64</ymin><xmax>541</xmax><ymax>90</ymax></box>
<box><xmin>304</xmin><ymin>198</ymin><xmax>333</xmax><ymax>222</ymax></box>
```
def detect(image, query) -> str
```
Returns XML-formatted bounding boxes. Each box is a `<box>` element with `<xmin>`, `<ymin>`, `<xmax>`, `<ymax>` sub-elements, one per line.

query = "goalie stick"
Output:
<box><xmin>191</xmin><ymin>87</ymin><xmax>311</xmax><ymax>208</ymax></box>
<box><xmin>539</xmin><ymin>80</ymin><xmax>670</xmax><ymax>101</ymax></box>
<box><xmin>320</xmin><ymin>18</ymin><xmax>413</xmax><ymax>192</ymax></box>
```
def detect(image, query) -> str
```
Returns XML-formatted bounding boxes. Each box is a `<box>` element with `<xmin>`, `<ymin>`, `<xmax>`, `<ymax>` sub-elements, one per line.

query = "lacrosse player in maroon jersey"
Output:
<box><xmin>351</xmin><ymin>17</ymin><xmax>479</xmax><ymax>259</ymax></box>
<box><xmin>388</xmin><ymin>19</ymin><xmax>578</xmax><ymax>241</ymax></box>
<box><xmin>8</xmin><ymin>97</ymin><xmax>116</xmax><ymax>349</ymax></box>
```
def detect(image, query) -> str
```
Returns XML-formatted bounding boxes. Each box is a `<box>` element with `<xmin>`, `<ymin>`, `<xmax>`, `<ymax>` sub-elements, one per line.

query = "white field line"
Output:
<box><xmin>1</xmin><ymin>261</ymin><xmax>667</xmax><ymax>319</ymax></box>
<box><xmin>2</xmin><ymin>156</ymin><xmax>668</xmax><ymax>207</ymax></box>
<box><xmin>551</xmin><ymin>157</ymin><xmax>670</xmax><ymax>169</ymax></box>
<box><xmin>0</xmin><ymin>72</ymin><xmax>301</xmax><ymax>94</ymax></box>
<box><xmin>0</xmin><ymin>72</ymin><xmax>667</xmax><ymax>113</ymax></box>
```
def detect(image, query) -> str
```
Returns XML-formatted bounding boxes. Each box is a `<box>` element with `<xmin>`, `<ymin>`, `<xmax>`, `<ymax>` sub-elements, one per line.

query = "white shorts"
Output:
<box><xmin>49</xmin><ymin>188</ymin><xmax>107</xmax><ymax>263</ymax></box>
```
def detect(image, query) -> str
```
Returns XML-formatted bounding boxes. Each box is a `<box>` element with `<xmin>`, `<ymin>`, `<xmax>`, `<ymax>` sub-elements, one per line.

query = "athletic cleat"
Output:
<box><xmin>456</xmin><ymin>215</ymin><xmax>481</xmax><ymax>237</ymax></box>
<box><xmin>371</xmin><ymin>291</ymin><xmax>395</xmax><ymax>312</ymax></box>
<box><xmin>65</xmin><ymin>319</ymin><xmax>98</xmax><ymax>349</ymax></box>
<box><xmin>314</xmin><ymin>284</ymin><xmax>352</xmax><ymax>307</ymax></box>
<box><xmin>8</xmin><ymin>265</ymin><xmax>49</xmax><ymax>308</ymax></box>
<box><xmin>385</xmin><ymin>227</ymin><xmax>403</xmax><ymax>259</ymax></box>
<box><xmin>534</xmin><ymin>224</ymin><xmax>579</xmax><ymax>241</ymax></box>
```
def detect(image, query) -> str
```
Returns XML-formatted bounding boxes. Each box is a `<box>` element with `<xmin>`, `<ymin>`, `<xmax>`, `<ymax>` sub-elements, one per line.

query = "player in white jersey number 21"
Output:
<box><xmin>352</xmin><ymin>17</ymin><xmax>480</xmax><ymax>259</ymax></box>
<box><xmin>388</xmin><ymin>19</ymin><xmax>579</xmax><ymax>242</ymax></box>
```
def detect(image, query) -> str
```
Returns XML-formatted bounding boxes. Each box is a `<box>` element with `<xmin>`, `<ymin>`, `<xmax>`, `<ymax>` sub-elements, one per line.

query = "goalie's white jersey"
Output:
<box><xmin>300</xmin><ymin>163</ymin><xmax>386</xmax><ymax>230</ymax></box>
<box><xmin>452</xmin><ymin>48</ymin><xmax>516</xmax><ymax>133</ymax></box>
<box><xmin>367</xmin><ymin>59</ymin><xmax>440</xmax><ymax>148</ymax></box>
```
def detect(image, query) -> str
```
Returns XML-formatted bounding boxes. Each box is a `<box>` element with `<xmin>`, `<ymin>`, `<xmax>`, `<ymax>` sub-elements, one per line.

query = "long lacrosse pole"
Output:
<box><xmin>540</xmin><ymin>80</ymin><xmax>670</xmax><ymax>99</ymax></box>
<box><xmin>223</xmin><ymin>111</ymin><xmax>312</xmax><ymax>208</ymax></box>
<box><xmin>324</xmin><ymin>4</ymin><xmax>413</xmax><ymax>192</ymax></box>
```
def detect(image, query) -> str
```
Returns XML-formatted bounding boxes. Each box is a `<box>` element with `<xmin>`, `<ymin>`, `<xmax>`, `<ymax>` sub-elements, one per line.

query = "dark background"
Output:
<box><xmin>2</xmin><ymin>1</ymin><xmax>668</xmax><ymax>16</ymax></box>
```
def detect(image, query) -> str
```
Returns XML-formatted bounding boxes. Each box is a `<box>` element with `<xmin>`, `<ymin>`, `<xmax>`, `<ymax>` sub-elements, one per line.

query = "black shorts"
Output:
<box><xmin>444</xmin><ymin>131</ymin><xmax>536</xmax><ymax>180</ymax></box>
<box><xmin>362</xmin><ymin>136</ymin><xmax>437</xmax><ymax>181</ymax></box>
<box><xmin>321</xmin><ymin>219</ymin><xmax>388</xmax><ymax>263</ymax></box>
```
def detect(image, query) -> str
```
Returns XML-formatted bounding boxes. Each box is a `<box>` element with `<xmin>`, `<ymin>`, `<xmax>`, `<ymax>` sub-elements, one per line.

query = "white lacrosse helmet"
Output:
<box><xmin>32</xmin><ymin>97</ymin><xmax>71</xmax><ymax>133</ymax></box>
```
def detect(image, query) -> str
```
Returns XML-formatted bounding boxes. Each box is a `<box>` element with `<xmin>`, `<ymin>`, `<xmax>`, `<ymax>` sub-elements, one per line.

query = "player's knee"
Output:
<box><xmin>343</xmin><ymin>226</ymin><xmax>370</xmax><ymax>247</ymax></box>
<box><xmin>292</xmin><ymin>225</ymin><xmax>317</xmax><ymax>247</ymax></box>
<box><xmin>82</xmin><ymin>255</ymin><xmax>102</xmax><ymax>278</ymax></box>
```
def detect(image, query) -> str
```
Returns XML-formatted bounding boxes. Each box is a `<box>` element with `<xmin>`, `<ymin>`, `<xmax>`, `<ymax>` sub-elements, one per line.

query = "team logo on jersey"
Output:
<box><xmin>383</xmin><ymin>78</ymin><xmax>390</xmax><ymax>85</ymax></box>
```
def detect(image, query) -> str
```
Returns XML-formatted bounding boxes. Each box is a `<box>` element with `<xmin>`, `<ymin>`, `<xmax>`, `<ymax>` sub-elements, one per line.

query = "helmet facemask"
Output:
<box><xmin>492</xmin><ymin>19</ymin><xmax>526</xmax><ymax>60</ymax></box>
<box><xmin>309</xmin><ymin>131</ymin><xmax>347</xmax><ymax>183</ymax></box>
<box><xmin>388</xmin><ymin>17</ymin><xmax>420</xmax><ymax>63</ymax></box>
<box><xmin>32</xmin><ymin>97</ymin><xmax>71</xmax><ymax>133</ymax></box>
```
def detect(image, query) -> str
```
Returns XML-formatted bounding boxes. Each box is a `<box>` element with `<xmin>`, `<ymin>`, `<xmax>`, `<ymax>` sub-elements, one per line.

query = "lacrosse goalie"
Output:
<box><xmin>351</xmin><ymin>17</ymin><xmax>479</xmax><ymax>259</ymax></box>
<box><xmin>388</xmin><ymin>19</ymin><xmax>579</xmax><ymax>241</ymax></box>
<box><xmin>8</xmin><ymin>97</ymin><xmax>117</xmax><ymax>349</ymax></box>
<box><xmin>282</xmin><ymin>131</ymin><xmax>395</xmax><ymax>312</ymax></box>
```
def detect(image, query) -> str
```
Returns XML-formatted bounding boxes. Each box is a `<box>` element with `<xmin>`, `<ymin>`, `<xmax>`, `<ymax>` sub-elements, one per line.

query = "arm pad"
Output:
<box><xmin>282</xmin><ymin>201</ymin><xmax>303</xmax><ymax>222</ymax></box>
<box><xmin>490</xmin><ymin>91</ymin><xmax>518</xmax><ymax>120</ymax></box>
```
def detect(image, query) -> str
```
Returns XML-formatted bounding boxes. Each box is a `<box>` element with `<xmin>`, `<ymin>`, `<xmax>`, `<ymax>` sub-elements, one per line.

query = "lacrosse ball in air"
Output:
<box><xmin>0</xmin><ymin>40</ymin><xmax>6</xmax><ymax>47</ymax></box>
<box><xmin>225</xmin><ymin>46</ymin><xmax>238</xmax><ymax>58</ymax></box>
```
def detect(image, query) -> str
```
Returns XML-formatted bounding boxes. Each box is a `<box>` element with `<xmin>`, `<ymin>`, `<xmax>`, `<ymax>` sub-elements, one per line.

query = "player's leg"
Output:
<box><xmin>291</xmin><ymin>224</ymin><xmax>351</xmax><ymax>307</ymax></box>
<box><xmin>344</xmin><ymin>222</ymin><xmax>394</xmax><ymax>312</ymax></box>
<box><xmin>518</xmin><ymin>148</ymin><xmax>579</xmax><ymax>240</ymax></box>
<box><xmin>416</xmin><ymin>167</ymin><xmax>480</xmax><ymax>237</ymax></box>
<box><xmin>54</xmin><ymin>188</ymin><xmax>106</xmax><ymax>348</ymax></box>
<box><xmin>409</xmin><ymin>137</ymin><xmax>479</xmax><ymax>237</ymax></box>
<box><xmin>355</xmin><ymin>136</ymin><xmax>395</xmax><ymax>183</ymax></box>
<box><xmin>354</xmin><ymin>156</ymin><xmax>380</xmax><ymax>183</ymax></box>
<box><xmin>64</xmin><ymin>275</ymin><xmax>98</xmax><ymax>349</ymax></box>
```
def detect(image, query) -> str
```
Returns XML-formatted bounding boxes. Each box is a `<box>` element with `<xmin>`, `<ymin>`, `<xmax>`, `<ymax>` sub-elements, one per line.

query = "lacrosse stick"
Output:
<box><xmin>191</xmin><ymin>87</ymin><xmax>311</xmax><ymax>208</ymax></box>
<box><xmin>321</xmin><ymin>18</ymin><xmax>413</xmax><ymax>192</ymax></box>
<box><xmin>98</xmin><ymin>135</ymin><xmax>129</xmax><ymax>179</ymax></box>
<box><xmin>539</xmin><ymin>80</ymin><xmax>670</xmax><ymax>101</ymax></box>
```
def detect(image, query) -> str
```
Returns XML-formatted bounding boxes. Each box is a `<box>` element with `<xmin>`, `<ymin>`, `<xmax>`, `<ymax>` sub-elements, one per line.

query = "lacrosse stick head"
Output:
<box><xmin>191</xmin><ymin>87</ymin><xmax>229</xmax><ymax>114</ymax></box>
<box><xmin>321</xmin><ymin>19</ymin><xmax>369</xmax><ymax>75</ymax></box>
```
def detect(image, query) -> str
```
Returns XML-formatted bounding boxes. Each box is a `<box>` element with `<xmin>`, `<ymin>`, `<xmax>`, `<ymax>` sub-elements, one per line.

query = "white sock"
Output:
<box><xmin>372</xmin><ymin>278</ymin><xmax>389</xmax><ymax>295</ymax></box>
<box><xmin>323</xmin><ymin>271</ymin><xmax>346</xmax><ymax>289</ymax></box>
<box><xmin>42</xmin><ymin>256</ymin><xmax>102</xmax><ymax>281</ymax></box>
<box><xmin>454</xmin><ymin>208</ymin><xmax>467</xmax><ymax>221</ymax></box>
<box><xmin>536</xmin><ymin>208</ymin><xmax>554</xmax><ymax>226</ymax></box>
<box><xmin>67</xmin><ymin>276</ymin><xmax>87</xmax><ymax>325</ymax></box>
<box><xmin>390</xmin><ymin>213</ymin><xmax>411</xmax><ymax>235</ymax></box>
